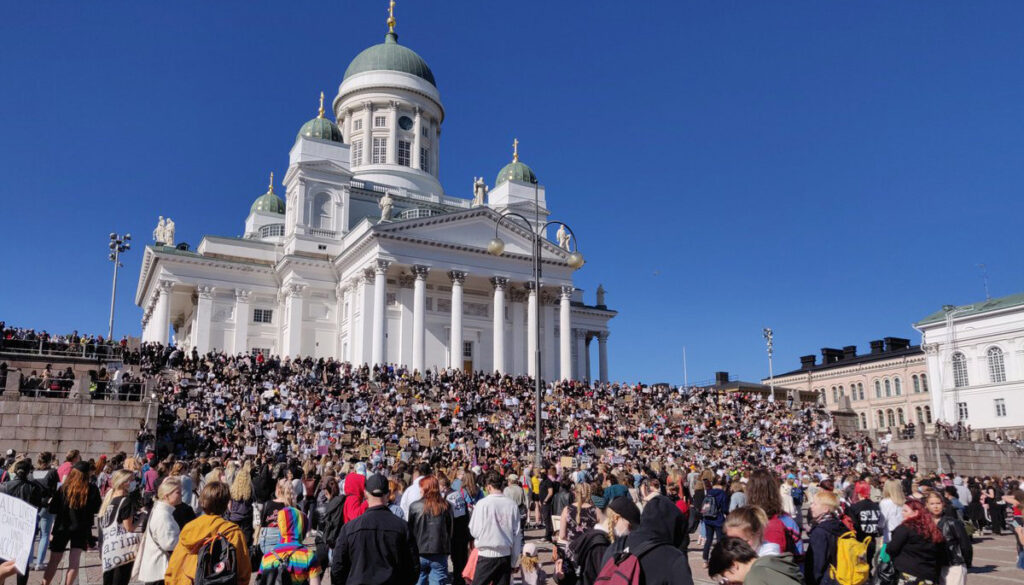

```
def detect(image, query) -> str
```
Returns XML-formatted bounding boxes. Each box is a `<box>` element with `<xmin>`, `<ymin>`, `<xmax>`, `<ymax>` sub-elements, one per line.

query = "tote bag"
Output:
<box><xmin>461</xmin><ymin>547</ymin><xmax>479</xmax><ymax>582</ymax></box>
<box><xmin>101</xmin><ymin>498</ymin><xmax>142</xmax><ymax>572</ymax></box>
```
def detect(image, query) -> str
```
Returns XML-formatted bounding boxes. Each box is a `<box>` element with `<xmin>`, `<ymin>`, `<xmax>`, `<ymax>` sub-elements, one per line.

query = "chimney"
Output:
<box><xmin>842</xmin><ymin>345</ymin><xmax>857</xmax><ymax>360</ymax></box>
<box><xmin>869</xmin><ymin>340</ymin><xmax>885</xmax><ymax>354</ymax></box>
<box><xmin>821</xmin><ymin>348</ymin><xmax>843</xmax><ymax>364</ymax></box>
<box><xmin>799</xmin><ymin>355</ymin><xmax>817</xmax><ymax>368</ymax></box>
<box><xmin>714</xmin><ymin>371</ymin><xmax>730</xmax><ymax>385</ymax></box>
<box><xmin>884</xmin><ymin>337</ymin><xmax>910</xmax><ymax>351</ymax></box>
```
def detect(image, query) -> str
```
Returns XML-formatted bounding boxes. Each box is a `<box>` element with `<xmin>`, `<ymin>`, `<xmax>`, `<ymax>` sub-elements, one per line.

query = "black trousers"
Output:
<box><xmin>702</xmin><ymin>523</ymin><xmax>724</xmax><ymax>561</ymax></box>
<box><xmin>103</xmin><ymin>564</ymin><xmax>132</xmax><ymax>585</ymax></box>
<box><xmin>451</xmin><ymin>515</ymin><xmax>471</xmax><ymax>585</ymax></box>
<box><xmin>472</xmin><ymin>555</ymin><xmax>511</xmax><ymax>585</ymax></box>
<box><xmin>542</xmin><ymin>503</ymin><xmax>554</xmax><ymax>541</ymax></box>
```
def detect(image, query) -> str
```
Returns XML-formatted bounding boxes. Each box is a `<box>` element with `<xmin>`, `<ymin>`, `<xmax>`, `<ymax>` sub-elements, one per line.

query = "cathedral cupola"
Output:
<box><xmin>495</xmin><ymin>138</ymin><xmax>538</xmax><ymax>185</ymax></box>
<box><xmin>250</xmin><ymin>172</ymin><xmax>286</xmax><ymax>215</ymax></box>
<box><xmin>297</xmin><ymin>92</ymin><xmax>344</xmax><ymax>143</ymax></box>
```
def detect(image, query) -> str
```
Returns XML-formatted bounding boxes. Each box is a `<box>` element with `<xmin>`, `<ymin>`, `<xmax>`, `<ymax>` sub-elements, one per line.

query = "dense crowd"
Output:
<box><xmin>0</xmin><ymin>344</ymin><xmax>1022</xmax><ymax>585</ymax></box>
<box><xmin>0</xmin><ymin>322</ymin><xmax>127</xmax><ymax>357</ymax></box>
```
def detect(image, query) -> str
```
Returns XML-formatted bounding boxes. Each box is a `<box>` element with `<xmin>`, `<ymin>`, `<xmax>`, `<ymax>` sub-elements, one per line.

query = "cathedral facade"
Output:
<box><xmin>134</xmin><ymin>9</ymin><xmax>615</xmax><ymax>381</ymax></box>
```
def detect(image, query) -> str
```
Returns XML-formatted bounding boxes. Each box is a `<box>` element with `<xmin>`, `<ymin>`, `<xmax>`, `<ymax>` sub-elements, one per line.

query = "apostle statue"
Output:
<box><xmin>379</xmin><ymin>192</ymin><xmax>394</xmax><ymax>222</ymax></box>
<box><xmin>164</xmin><ymin>217</ymin><xmax>175</xmax><ymax>246</ymax></box>
<box><xmin>556</xmin><ymin>224</ymin><xmax>571</xmax><ymax>250</ymax></box>
<box><xmin>153</xmin><ymin>216</ymin><xmax>166</xmax><ymax>244</ymax></box>
<box><xmin>596</xmin><ymin>284</ymin><xmax>606</xmax><ymax>306</ymax></box>
<box><xmin>472</xmin><ymin>177</ymin><xmax>488</xmax><ymax>207</ymax></box>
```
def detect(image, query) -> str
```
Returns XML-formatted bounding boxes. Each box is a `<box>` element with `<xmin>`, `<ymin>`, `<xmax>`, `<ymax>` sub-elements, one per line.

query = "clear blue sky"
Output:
<box><xmin>3</xmin><ymin>1</ymin><xmax>1024</xmax><ymax>384</ymax></box>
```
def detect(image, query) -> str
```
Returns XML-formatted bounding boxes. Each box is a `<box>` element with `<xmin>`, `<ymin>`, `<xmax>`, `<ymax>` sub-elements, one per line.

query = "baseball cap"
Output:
<box><xmin>522</xmin><ymin>542</ymin><xmax>538</xmax><ymax>557</ymax></box>
<box><xmin>5</xmin><ymin>449</ymin><xmax>14</xmax><ymax>457</ymax></box>
<box><xmin>366</xmin><ymin>474</ymin><xmax>390</xmax><ymax>497</ymax></box>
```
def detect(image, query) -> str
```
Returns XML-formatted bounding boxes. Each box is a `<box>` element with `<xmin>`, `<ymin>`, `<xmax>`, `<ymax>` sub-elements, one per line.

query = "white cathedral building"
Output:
<box><xmin>134</xmin><ymin>9</ymin><xmax>615</xmax><ymax>382</ymax></box>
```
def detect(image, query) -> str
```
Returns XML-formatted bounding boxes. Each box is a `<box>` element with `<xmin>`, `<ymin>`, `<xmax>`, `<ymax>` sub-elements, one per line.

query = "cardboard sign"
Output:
<box><xmin>243</xmin><ymin>446</ymin><xmax>258</xmax><ymax>456</ymax></box>
<box><xmin>359</xmin><ymin>445</ymin><xmax>372</xmax><ymax>458</ymax></box>
<box><xmin>415</xmin><ymin>428</ymin><xmax>431</xmax><ymax>445</ymax></box>
<box><xmin>0</xmin><ymin>492</ymin><xmax>36</xmax><ymax>575</ymax></box>
<box><xmin>560</xmin><ymin>456</ymin><xmax>576</xmax><ymax>470</ymax></box>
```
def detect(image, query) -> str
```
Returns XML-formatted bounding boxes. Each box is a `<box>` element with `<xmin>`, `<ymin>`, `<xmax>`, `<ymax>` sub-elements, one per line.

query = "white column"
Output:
<box><xmin>412</xmin><ymin>265</ymin><xmax>429</xmax><ymax>373</ymax></box>
<box><xmin>149</xmin><ymin>280</ymin><xmax>172</xmax><ymax>344</ymax></box>
<box><xmin>363</xmin><ymin>101</ymin><xmax>373</xmax><ymax>166</ymax></box>
<box><xmin>511</xmin><ymin>289</ymin><xmax>526</xmax><ymax>375</ymax></box>
<box><xmin>387</xmin><ymin>101</ymin><xmax>399</xmax><ymax>164</ymax></box>
<box><xmin>371</xmin><ymin>260</ymin><xmax>390</xmax><ymax>366</ymax></box>
<box><xmin>526</xmin><ymin>282</ymin><xmax>538</xmax><ymax>378</ymax></box>
<box><xmin>559</xmin><ymin>285</ymin><xmax>573</xmax><ymax>381</ymax></box>
<box><xmin>232</xmin><ymin>289</ymin><xmax>251</xmax><ymax>355</ymax></box>
<box><xmin>398</xmin><ymin>275</ymin><xmax>415</xmax><ymax>367</ymax></box>
<box><xmin>543</xmin><ymin>300</ymin><xmax>556</xmax><ymax>381</ymax></box>
<box><xmin>284</xmin><ymin>284</ymin><xmax>305</xmax><ymax>357</ymax></box>
<box><xmin>434</xmin><ymin>126</ymin><xmax>441</xmax><ymax>177</ymax></box>
<box><xmin>344</xmin><ymin>108</ymin><xmax>353</xmax><ymax>142</ymax></box>
<box><xmin>448</xmin><ymin>270</ymin><xmax>466</xmax><ymax>369</ymax></box>
<box><xmin>584</xmin><ymin>334</ymin><xmax>592</xmax><ymax>383</ymax></box>
<box><xmin>413</xmin><ymin>107</ymin><xmax>422</xmax><ymax>171</ymax></box>
<box><xmin>574</xmin><ymin>330</ymin><xmax>587</xmax><ymax>381</ymax></box>
<box><xmin>598</xmin><ymin>331</ymin><xmax>609</xmax><ymax>383</ymax></box>
<box><xmin>492</xmin><ymin>277</ymin><xmax>508</xmax><ymax>374</ymax></box>
<box><xmin>194</xmin><ymin>285</ymin><xmax>214</xmax><ymax>353</ymax></box>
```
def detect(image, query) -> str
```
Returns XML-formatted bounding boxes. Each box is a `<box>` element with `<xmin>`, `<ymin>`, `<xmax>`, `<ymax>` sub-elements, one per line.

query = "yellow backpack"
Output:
<box><xmin>829</xmin><ymin>531</ymin><xmax>871</xmax><ymax>585</ymax></box>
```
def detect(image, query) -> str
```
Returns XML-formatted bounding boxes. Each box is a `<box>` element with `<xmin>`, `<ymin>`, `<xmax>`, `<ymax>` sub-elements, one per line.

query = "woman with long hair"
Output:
<box><xmin>558</xmin><ymin>481</ymin><xmax>597</xmax><ymax>543</ymax></box>
<box><xmin>257</xmin><ymin>478</ymin><xmax>296</xmax><ymax>552</ymax></box>
<box><xmin>99</xmin><ymin>469</ymin><xmax>137</xmax><ymax>585</ymax></box>
<box><xmin>926</xmin><ymin>492</ymin><xmax>971</xmax><ymax>585</ymax></box>
<box><xmin>880</xmin><ymin>479</ymin><xmax>907</xmax><ymax>543</ymax></box>
<box><xmin>227</xmin><ymin>464</ymin><xmax>255</xmax><ymax>547</ymax></box>
<box><xmin>408</xmin><ymin>476</ymin><xmax>454</xmax><ymax>585</ymax></box>
<box><xmin>888</xmin><ymin>499</ymin><xmax>948</xmax><ymax>585</ymax></box>
<box><xmin>746</xmin><ymin>468</ymin><xmax>801</xmax><ymax>559</ymax></box>
<box><xmin>42</xmin><ymin>467</ymin><xmax>102</xmax><ymax>585</ymax></box>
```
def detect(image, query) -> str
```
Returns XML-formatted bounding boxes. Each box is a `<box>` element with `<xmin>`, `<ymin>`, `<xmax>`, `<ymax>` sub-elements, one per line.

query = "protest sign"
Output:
<box><xmin>0</xmin><ymin>492</ymin><xmax>36</xmax><ymax>575</ymax></box>
<box><xmin>243</xmin><ymin>445</ymin><xmax>258</xmax><ymax>456</ymax></box>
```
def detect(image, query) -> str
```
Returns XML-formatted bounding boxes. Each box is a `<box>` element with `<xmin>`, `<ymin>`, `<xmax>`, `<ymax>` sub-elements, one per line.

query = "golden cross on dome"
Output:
<box><xmin>268</xmin><ymin>172</ymin><xmax>275</xmax><ymax>193</ymax></box>
<box><xmin>513</xmin><ymin>138</ymin><xmax>519</xmax><ymax>162</ymax></box>
<box><xmin>318</xmin><ymin>91</ymin><xmax>325</xmax><ymax>118</ymax></box>
<box><xmin>387</xmin><ymin>0</ymin><xmax>396</xmax><ymax>33</ymax></box>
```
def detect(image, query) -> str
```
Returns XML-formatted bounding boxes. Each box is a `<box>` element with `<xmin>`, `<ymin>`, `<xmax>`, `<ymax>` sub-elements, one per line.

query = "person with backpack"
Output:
<box><xmin>227</xmin><ymin>469</ymin><xmax>255</xmax><ymax>549</ymax></box>
<box><xmin>165</xmin><ymin>481</ymin><xmax>252</xmax><ymax>585</ymax></box>
<box><xmin>804</xmin><ymin>490</ymin><xmax>849</xmax><ymax>585</ymax></box>
<box><xmin>257</xmin><ymin>507</ymin><xmax>322</xmax><ymax>585</ymax></box>
<box><xmin>847</xmin><ymin>482</ymin><xmax>883</xmax><ymax>568</ymax></box>
<box><xmin>0</xmin><ymin>459</ymin><xmax>44</xmax><ymax>585</ymax></box>
<box><xmin>701</xmin><ymin>478</ymin><xmax>729</xmax><ymax>566</ymax></box>
<box><xmin>595</xmin><ymin>489</ymin><xmax>694</xmax><ymax>585</ymax></box>
<box><xmin>708</xmin><ymin>537</ymin><xmax>802</xmax><ymax>585</ymax></box>
<box><xmin>925</xmin><ymin>492</ymin><xmax>971</xmax><ymax>585</ymax></box>
<box><xmin>555</xmin><ymin>496</ymin><xmax>612</xmax><ymax>585</ymax></box>
<box><xmin>444</xmin><ymin>472</ymin><xmax>472</xmax><ymax>585</ymax></box>
<box><xmin>887</xmin><ymin>499</ymin><xmax>947</xmax><ymax>585</ymax></box>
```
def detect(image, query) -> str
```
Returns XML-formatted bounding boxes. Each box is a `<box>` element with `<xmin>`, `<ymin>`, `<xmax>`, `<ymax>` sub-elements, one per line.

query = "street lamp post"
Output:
<box><xmin>107</xmin><ymin>233</ymin><xmax>132</xmax><ymax>341</ymax></box>
<box><xmin>763</xmin><ymin>327</ymin><xmax>775</xmax><ymax>402</ymax></box>
<box><xmin>488</xmin><ymin>213</ymin><xmax>584</xmax><ymax>468</ymax></box>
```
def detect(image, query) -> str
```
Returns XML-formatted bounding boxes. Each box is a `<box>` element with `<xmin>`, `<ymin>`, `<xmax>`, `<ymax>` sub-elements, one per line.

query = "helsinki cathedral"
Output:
<box><xmin>135</xmin><ymin>4</ymin><xmax>615</xmax><ymax>382</ymax></box>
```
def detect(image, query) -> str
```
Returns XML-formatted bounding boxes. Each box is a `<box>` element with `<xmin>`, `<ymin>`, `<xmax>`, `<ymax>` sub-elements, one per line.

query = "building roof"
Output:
<box><xmin>496</xmin><ymin>161</ymin><xmax>537</xmax><ymax>186</ymax></box>
<box><xmin>298</xmin><ymin>117</ymin><xmax>343</xmax><ymax>143</ymax></box>
<box><xmin>773</xmin><ymin>344</ymin><xmax>923</xmax><ymax>378</ymax></box>
<box><xmin>915</xmin><ymin>291</ymin><xmax>1024</xmax><ymax>327</ymax></box>
<box><xmin>343</xmin><ymin>32</ymin><xmax>436</xmax><ymax>86</ymax></box>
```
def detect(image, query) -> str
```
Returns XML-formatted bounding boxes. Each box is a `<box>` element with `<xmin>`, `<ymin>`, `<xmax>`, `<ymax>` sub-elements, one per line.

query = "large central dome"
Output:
<box><xmin>343</xmin><ymin>32</ymin><xmax>436</xmax><ymax>86</ymax></box>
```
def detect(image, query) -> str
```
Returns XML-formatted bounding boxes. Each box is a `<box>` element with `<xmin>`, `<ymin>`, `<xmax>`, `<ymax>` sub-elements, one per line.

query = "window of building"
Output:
<box><xmin>353</xmin><ymin>119</ymin><xmax>363</xmax><ymax>131</ymax></box>
<box><xmin>372</xmin><ymin>137</ymin><xmax>387</xmax><ymax>164</ymax></box>
<box><xmin>313</xmin><ymin>193</ymin><xmax>332</xmax><ymax>229</ymax></box>
<box><xmin>921</xmin><ymin>373</ymin><xmax>929</xmax><ymax>392</ymax></box>
<box><xmin>819</xmin><ymin>389</ymin><xmax>826</xmax><ymax>405</ymax></box>
<box><xmin>924</xmin><ymin>405</ymin><xmax>932</xmax><ymax>423</ymax></box>
<box><xmin>832</xmin><ymin>387</ymin><xmax>838</xmax><ymax>403</ymax></box>
<box><xmin>860</xmin><ymin>412</ymin><xmax>867</xmax><ymax>429</ymax></box>
<box><xmin>912</xmin><ymin>375</ymin><xmax>920</xmax><ymax>393</ymax></box>
<box><xmin>886</xmin><ymin>409</ymin><xmax>895</xmax><ymax>428</ymax></box>
<box><xmin>352</xmin><ymin>139</ymin><xmax>363</xmax><ymax>166</ymax></box>
<box><xmin>897</xmin><ymin>408</ymin><xmax>905</xmax><ymax>425</ymax></box>
<box><xmin>915</xmin><ymin>406</ymin><xmax>923</xmax><ymax>424</ymax></box>
<box><xmin>462</xmin><ymin>341</ymin><xmax>472</xmax><ymax>359</ymax></box>
<box><xmin>251</xmin><ymin>347</ymin><xmax>270</xmax><ymax>357</ymax></box>
<box><xmin>894</xmin><ymin>377</ymin><xmax>902</xmax><ymax>396</ymax></box>
<box><xmin>253</xmin><ymin>309</ymin><xmax>273</xmax><ymax>324</ymax></box>
<box><xmin>957</xmin><ymin>401</ymin><xmax>968</xmax><ymax>421</ymax></box>
<box><xmin>420</xmin><ymin>147</ymin><xmax>429</xmax><ymax>171</ymax></box>
<box><xmin>374</xmin><ymin>115</ymin><xmax>386</xmax><ymax>128</ymax></box>
<box><xmin>874</xmin><ymin>381</ymin><xmax>881</xmax><ymax>398</ymax></box>
<box><xmin>876</xmin><ymin>410</ymin><xmax>884</xmax><ymax>428</ymax></box>
<box><xmin>397</xmin><ymin>140</ymin><xmax>411</xmax><ymax>167</ymax></box>
<box><xmin>386</xmin><ymin>292</ymin><xmax>398</xmax><ymax>306</ymax></box>
<box><xmin>987</xmin><ymin>346</ymin><xmax>1006</xmax><ymax>383</ymax></box>
<box><xmin>884</xmin><ymin>379</ymin><xmax>891</xmax><ymax>397</ymax></box>
<box><xmin>995</xmin><ymin>398</ymin><xmax>1007</xmax><ymax>417</ymax></box>
<box><xmin>952</xmin><ymin>352</ymin><xmax>969</xmax><ymax>388</ymax></box>
<box><xmin>858</xmin><ymin>383</ymin><xmax>865</xmax><ymax>400</ymax></box>
<box><xmin>421</xmin><ymin>124</ymin><xmax>429</xmax><ymax>138</ymax></box>
<box><xmin>343</xmin><ymin>301</ymin><xmax>349</xmax><ymax>320</ymax></box>
<box><xmin>258</xmin><ymin>224</ymin><xmax>284</xmax><ymax>238</ymax></box>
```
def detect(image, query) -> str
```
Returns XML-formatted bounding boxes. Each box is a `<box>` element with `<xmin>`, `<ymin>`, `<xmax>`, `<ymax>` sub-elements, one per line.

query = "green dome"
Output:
<box><xmin>496</xmin><ymin>161</ymin><xmax>537</xmax><ymax>186</ymax></box>
<box><xmin>343</xmin><ymin>32</ymin><xmax>436</xmax><ymax>86</ymax></box>
<box><xmin>251</xmin><ymin>182</ymin><xmax>285</xmax><ymax>215</ymax></box>
<box><xmin>298</xmin><ymin>116</ymin><xmax>343</xmax><ymax>143</ymax></box>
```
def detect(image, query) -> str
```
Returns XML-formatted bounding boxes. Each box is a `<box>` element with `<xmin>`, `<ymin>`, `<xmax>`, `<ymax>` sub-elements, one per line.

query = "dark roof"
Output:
<box><xmin>774</xmin><ymin>344</ymin><xmax>923</xmax><ymax>378</ymax></box>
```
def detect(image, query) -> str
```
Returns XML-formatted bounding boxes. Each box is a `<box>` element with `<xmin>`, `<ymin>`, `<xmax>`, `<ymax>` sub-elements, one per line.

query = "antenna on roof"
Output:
<box><xmin>978</xmin><ymin>263</ymin><xmax>990</xmax><ymax>300</ymax></box>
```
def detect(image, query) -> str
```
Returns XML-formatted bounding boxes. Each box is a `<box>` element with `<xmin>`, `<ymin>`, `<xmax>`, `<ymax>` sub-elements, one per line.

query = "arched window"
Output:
<box><xmin>860</xmin><ymin>412</ymin><xmax>867</xmax><ymax>429</ymax></box>
<box><xmin>912</xmin><ymin>375</ymin><xmax>920</xmax><ymax>393</ymax></box>
<box><xmin>839</xmin><ymin>385</ymin><xmax>845</xmax><ymax>398</ymax></box>
<box><xmin>874</xmin><ymin>381</ymin><xmax>882</xmax><ymax>398</ymax></box>
<box><xmin>915</xmin><ymin>406</ymin><xmax>923</xmax><ymax>424</ymax></box>
<box><xmin>924</xmin><ymin>405</ymin><xmax>932</xmax><ymax>423</ymax></box>
<box><xmin>831</xmin><ymin>386</ymin><xmax>838</xmax><ymax>403</ymax></box>
<box><xmin>886</xmin><ymin>409</ymin><xmax>895</xmax><ymax>428</ymax></box>
<box><xmin>952</xmin><ymin>352</ymin><xmax>969</xmax><ymax>388</ymax></box>
<box><xmin>884</xmin><ymin>379</ymin><xmax>891</xmax><ymax>397</ymax></box>
<box><xmin>897</xmin><ymin>408</ymin><xmax>905</xmax><ymax>425</ymax></box>
<box><xmin>921</xmin><ymin>374</ymin><xmax>929</xmax><ymax>392</ymax></box>
<box><xmin>858</xmin><ymin>383</ymin><xmax>865</xmax><ymax>400</ymax></box>
<box><xmin>877</xmin><ymin>410</ymin><xmax>885</xmax><ymax>428</ymax></box>
<box><xmin>987</xmin><ymin>346</ymin><xmax>1006</xmax><ymax>383</ymax></box>
<box><xmin>894</xmin><ymin>377</ymin><xmax>902</xmax><ymax>396</ymax></box>
<box><xmin>313</xmin><ymin>193</ymin><xmax>332</xmax><ymax>230</ymax></box>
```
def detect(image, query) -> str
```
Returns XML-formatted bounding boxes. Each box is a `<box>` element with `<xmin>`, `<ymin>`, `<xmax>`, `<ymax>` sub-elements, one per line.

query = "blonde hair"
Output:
<box><xmin>100</xmin><ymin>469</ymin><xmax>135</xmax><ymax>516</ymax></box>
<box><xmin>230</xmin><ymin>465</ymin><xmax>252</xmax><ymax>501</ymax></box>
<box><xmin>123</xmin><ymin>457</ymin><xmax>141</xmax><ymax>473</ymax></box>
<box><xmin>813</xmin><ymin>489</ymin><xmax>840</xmax><ymax>512</ymax></box>
<box><xmin>882</xmin><ymin>479</ymin><xmax>905</xmax><ymax>506</ymax></box>
<box><xmin>158</xmin><ymin>476</ymin><xmax>182</xmax><ymax>502</ymax></box>
<box><xmin>519</xmin><ymin>551</ymin><xmax>540</xmax><ymax>573</ymax></box>
<box><xmin>275</xmin><ymin>478</ymin><xmax>294</xmax><ymax>506</ymax></box>
<box><xmin>575</xmin><ymin>482</ymin><xmax>592</xmax><ymax>524</ymax></box>
<box><xmin>725</xmin><ymin>505</ymin><xmax>768</xmax><ymax>539</ymax></box>
<box><xmin>605</xmin><ymin>508</ymin><xmax>621</xmax><ymax>543</ymax></box>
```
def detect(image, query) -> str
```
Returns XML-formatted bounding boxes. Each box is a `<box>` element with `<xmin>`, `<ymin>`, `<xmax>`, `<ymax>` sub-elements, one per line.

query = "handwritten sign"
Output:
<box><xmin>244</xmin><ymin>446</ymin><xmax>258</xmax><ymax>456</ymax></box>
<box><xmin>0</xmin><ymin>493</ymin><xmax>36</xmax><ymax>575</ymax></box>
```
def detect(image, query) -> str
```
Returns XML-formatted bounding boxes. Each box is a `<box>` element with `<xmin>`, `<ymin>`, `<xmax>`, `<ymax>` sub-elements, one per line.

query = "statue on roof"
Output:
<box><xmin>597</xmin><ymin>284</ymin><xmax>606</xmax><ymax>306</ymax></box>
<box><xmin>379</xmin><ymin>192</ymin><xmax>394</xmax><ymax>222</ymax></box>
<box><xmin>153</xmin><ymin>216</ymin><xmax>166</xmax><ymax>244</ymax></box>
<box><xmin>556</xmin><ymin>224</ymin><xmax>570</xmax><ymax>251</ymax></box>
<box><xmin>164</xmin><ymin>218</ymin><xmax>175</xmax><ymax>246</ymax></box>
<box><xmin>472</xmin><ymin>177</ymin><xmax>488</xmax><ymax>207</ymax></box>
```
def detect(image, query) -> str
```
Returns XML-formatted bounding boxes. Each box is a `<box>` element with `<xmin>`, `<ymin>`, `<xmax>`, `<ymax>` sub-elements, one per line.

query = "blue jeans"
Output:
<box><xmin>418</xmin><ymin>554</ymin><xmax>450</xmax><ymax>585</ymax></box>
<box><xmin>33</xmin><ymin>509</ymin><xmax>54</xmax><ymax>568</ymax></box>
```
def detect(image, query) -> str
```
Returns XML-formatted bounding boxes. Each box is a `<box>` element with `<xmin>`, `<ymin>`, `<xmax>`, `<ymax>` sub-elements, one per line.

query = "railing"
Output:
<box><xmin>399</xmin><ymin>208</ymin><xmax>440</xmax><ymax>220</ymax></box>
<box><xmin>0</xmin><ymin>338</ymin><xmax>123</xmax><ymax>361</ymax></box>
<box><xmin>350</xmin><ymin>179</ymin><xmax>472</xmax><ymax>210</ymax></box>
<box><xmin>15</xmin><ymin>377</ymin><xmax>144</xmax><ymax>401</ymax></box>
<box><xmin>308</xmin><ymin>227</ymin><xmax>337</xmax><ymax>238</ymax></box>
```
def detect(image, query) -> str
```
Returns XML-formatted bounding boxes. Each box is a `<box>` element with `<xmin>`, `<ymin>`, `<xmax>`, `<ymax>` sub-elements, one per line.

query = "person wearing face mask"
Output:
<box><xmin>708</xmin><ymin>537</ymin><xmax>802</xmax><ymax>585</ymax></box>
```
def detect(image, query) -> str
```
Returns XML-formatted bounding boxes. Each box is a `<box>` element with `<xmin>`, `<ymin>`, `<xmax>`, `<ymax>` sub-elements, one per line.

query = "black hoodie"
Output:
<box><xmin>606</xmin><ymin>495</ymin><xmax>695</xmax><ymax>585</ymax></box>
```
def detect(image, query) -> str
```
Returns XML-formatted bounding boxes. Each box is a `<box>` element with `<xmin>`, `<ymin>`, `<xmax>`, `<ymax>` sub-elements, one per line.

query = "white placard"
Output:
<box><xmin>0</xmin><ymin>492</ymin><xmax>36</xmax><ymax>575</ymax></box>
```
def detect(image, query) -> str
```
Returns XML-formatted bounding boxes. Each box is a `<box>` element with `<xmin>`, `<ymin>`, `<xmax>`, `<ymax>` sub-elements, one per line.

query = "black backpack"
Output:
<box><xmin>256</xmin><ymin>550</ymin><xmax>296</xmax><ymax>585</ymax></box>
<box><xmin>193</xmin><ymin>533</ymin><xmax>238</xmax><ymax>585</ymax></box>
<box><xmin>700</xmin><ymin>495</ymin><xmax>720</xmax><ymax>519</ymax></box>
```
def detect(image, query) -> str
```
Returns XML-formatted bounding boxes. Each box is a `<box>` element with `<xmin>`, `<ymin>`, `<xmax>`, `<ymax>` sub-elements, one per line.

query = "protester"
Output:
<box><xmin>887</xmin><ymin>499</ymin><xmax>948</xmax><ymax>585</ymax></box>
<box><xmin>407</xmin><ymin>475</ymin><xmax>454</xmax><ymax>585</ymax></box>
<box><xmin>165</xmin><ymin>481</ymin><xmax>252</xmax><ymax>585</ymax></box>
<box><xmin>257</xmin><ymin>507</ymin><xmax>321</xmax><ymax>585</ymax></box>
<box><xmin>725</xmin><ymin>506</ymin><xmax>780</xmax><ymax>556</ymax></box>
<box><xmin>517</xmin><ymin>542</ymin><xmax>548</xmax><ymax>585</ymax></box>
<box><xmin>469</xmin><ymin>471</ymin><xmax>523</xmax><ymax>585</ymax></box>
<box><xmin>0</xmin><ymin>459</ymin><xmax>44</xmax><ymax>585</ymax></box>
<box><xmin>30</xmin><ymin>452</ymin><xmax>59</xmax><ymax>571</ymax></box>
<box><xmin>257</xmin><ymin>478</ymin><xmax>296</xmax><ymax>552</ymax></box>
<box><xmin>42</xmin><ymin>465</ymin><xmax>101</xmax><ymax>585</ymax></box>
<box><xmin>880</xmin><ymin>478</ymin><xmax>907</xmax><ymax>543</ymax></box>
<box><xmin>848</xmin><ymin>480</ymin><xmax>884</xmax><ymax>567</ymax></box>
<box><xmin>702</xmin><ymin>478</ymin><xmax>729</xmax><ymax>565</ymax></box>
<box><xmin>708</xmin><ymin>537</ymin><xmax>802</xmax><ymax>585</ymax></box>
<box><xmin>228</xmin><ymin>466</ymin><xmax>256</xmax><ymax>548</ymax></box>
<box><xmin>926</xmin><ymin>492</ymin><xmax>971</xmax><ymax>585</ymax></box>
<box><xmin>99</xmin><ymin>469</ymin><xmax>138</xmax><ymax>585</ymax></box>
<box><xmin>136</xmin><ymin>477</ymin><xmax>183</xmax><ymax>585</ymax></box>
<box><xmin>804</xmin><ymin>490</ymin><xmax>847</xmax><ymax>585</ymax></box>
<box><xmin>600</xmin><ymin>489</ymin><xmax>694</xmax><ymax>585</ymax></box>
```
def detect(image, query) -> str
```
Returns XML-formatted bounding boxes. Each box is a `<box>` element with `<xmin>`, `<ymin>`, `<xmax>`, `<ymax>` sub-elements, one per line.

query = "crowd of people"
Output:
<box><xmin>0</xmin><ymin>343</ymin><xmax>1022</xmax><ymax>585</ymax></box>
<box><xmin>0</xmin><ymin>322</ymin><xmax>127</xmax><ymax>358</ymax></box>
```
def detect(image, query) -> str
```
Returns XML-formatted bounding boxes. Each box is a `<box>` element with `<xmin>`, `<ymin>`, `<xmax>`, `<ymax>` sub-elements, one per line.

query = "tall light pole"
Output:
<box><xmin>488</xmin><ymin>212</ymin><xmax>584</xmax><ymax>468</ymax></box>
<box><xmin>107</xmin><ymin>232</ymin><xmax>132</xmax><ymax>341</ymax></box>
<box><xmin>763</xmin><ymin>327</ymin><xmax>775</xmax><ymax>402</ymax></box>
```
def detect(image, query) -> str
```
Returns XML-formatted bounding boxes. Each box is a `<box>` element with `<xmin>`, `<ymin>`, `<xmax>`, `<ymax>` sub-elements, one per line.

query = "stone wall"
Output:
<box><xmin>886</xmin><ymin>436</ymin><xmax>1024</xmax><ymax>476</ymax></box>
<box><xmin>0</xmin><ymin>376</ymin><xmax>151</xmax><ymax>461</ymax></box>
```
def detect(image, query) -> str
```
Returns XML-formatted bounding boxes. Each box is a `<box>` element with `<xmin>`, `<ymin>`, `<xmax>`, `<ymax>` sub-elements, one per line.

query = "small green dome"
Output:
<box><xmin>251</xmin><ymin>174</ymin><xmax>285</xmax><ymax>215</ymax></box>
<box><xmin>496</xmin><ymin>161</ymin><xmax>537</xmax><ymax>186</ymax></box>
<box><xmin>298</xmin><ymin>117</ymin><xmax>343</xmax><ymax>143</ymax></box>
<box><xmin>344</xmin><ymin>32</ymin><xmax>436</xmax><ymax>86</ymax></box>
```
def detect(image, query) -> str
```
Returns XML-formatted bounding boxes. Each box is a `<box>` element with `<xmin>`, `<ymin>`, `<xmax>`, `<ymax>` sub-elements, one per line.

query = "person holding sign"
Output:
<box><xmin>98</xmin><ymin>470</ymin><xmax>139</xmax><ymax>585</ymax></box>
<box><xmin>0</xmin><ymin>459</ymin><xmax>44</xmax><ymax>585</ymax></box>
